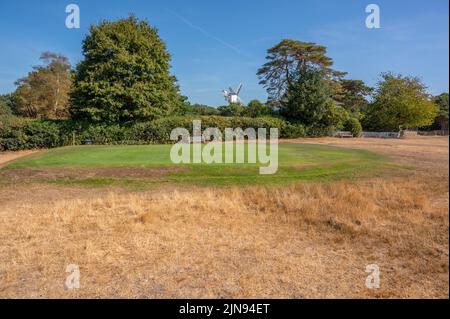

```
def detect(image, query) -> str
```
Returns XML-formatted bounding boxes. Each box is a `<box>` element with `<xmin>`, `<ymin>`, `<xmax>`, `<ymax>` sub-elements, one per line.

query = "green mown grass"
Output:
<box><xmin>4</xmin><ymin>143</ymin><xmax>391</xmax><ymax>187</ymax></box>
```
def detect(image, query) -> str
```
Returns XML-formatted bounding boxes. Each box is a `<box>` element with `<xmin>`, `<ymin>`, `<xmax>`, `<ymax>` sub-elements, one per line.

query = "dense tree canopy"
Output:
<box><xmin>280</xmin><ymin>67</ymin><xmax>336</xmax><ymax>126</ymax></box>
<box><xmin>0</xmin><ymin>94</ymin><xmax>15</xmax><ymax>116</ymax></box>
<box><xmin>335</xmin><ymin>79</ymin><xmax>373</xmax><ymax>114</ymax></box>
<box><xmin>2</xmin><ymin>27</ymin><xmax>445</xmax><ymax>141</ymax></box>
<box><xmin>70</xmin><ymin>16</ymin><xmax>184</xmax><ymax>124</ymax></box>
<box><xmin>185</xmin><ymin>103</ymin><xmax>220</xmax><ymax>116</ymax></box>
<box><xmin>14</xmin><ymin>52</ymin><xmax>72</xmax><ymax>119</ymax></box>
<box><xmin>245</xmin><ymin>99</ymin><xmax>273</xmax><ymax>118</ymax></box>
<box><xmin>363</xmin><ymin>73</ymin><xmax>438</xmax><ymax>131</ymax></box>
<box><xmin>217</xmin><ymin>103</ymin><xmax>245</xmax><ymax>117</ymax></box>
<box><xmin>432</xmin><ymin>93</ymin><xmax>449</xmax><ymax>130</ymax></box>
<box><xmin>257</xmin><ymin>39</ymin><xmax>344</xmax><ymax>103</ymax></box>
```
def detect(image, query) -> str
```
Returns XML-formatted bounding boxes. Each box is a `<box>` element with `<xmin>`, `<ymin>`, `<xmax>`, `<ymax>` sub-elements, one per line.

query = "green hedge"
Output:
<box><xmin>282</xmin><ymin>123</ymin><xmax>306</xmax><ymax>138</ymax></box>
<box><xmin>0</xmin><ymin>116</ymin><xmax>61</xmax><ymax>151</ymax></box>
<box><xmin>1</xmin><ymin>115</ymin><xmax>305</xmax><ymax>150</ymax></box>
<box><xmin>130</xmin><ymin>116</ymin><xmax>289</xmax><ymax>143</ymax></box>
<box><xmin>343</xmin><ymin>118</ymin><xmax>362</xmax><ymax>137</ymax></box>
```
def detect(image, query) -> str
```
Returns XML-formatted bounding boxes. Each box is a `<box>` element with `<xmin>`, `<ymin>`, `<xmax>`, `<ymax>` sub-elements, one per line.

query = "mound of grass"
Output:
<box><xmin>4</xmin><ymin>143</ymin><xmax>389</xmax><ymax>187</ymax></box>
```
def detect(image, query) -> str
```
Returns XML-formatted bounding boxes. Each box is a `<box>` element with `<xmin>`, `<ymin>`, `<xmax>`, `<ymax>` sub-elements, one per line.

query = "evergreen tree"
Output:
<box><xmin>70</xmin><ymin>16</ymin><xmax>184</xmax><ymax>124</ymax></box>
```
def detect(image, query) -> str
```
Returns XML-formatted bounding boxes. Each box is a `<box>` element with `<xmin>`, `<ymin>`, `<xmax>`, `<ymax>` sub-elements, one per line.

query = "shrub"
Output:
<box><xmin>23</xmin><ymin>121</ymin><xmax>61</xmax><ymax>149</ymax></box>
<box><xmin>199</xmin><ymin>116</ymin><xmax>232</xmax><ymax>132</ymax></box>
<box><xmin>0</xmin><ymin>117</ymin><xmax>61</xmax><ymax>150</ymax></box>
<box><xmin>0</xmin><ymin>131</ymin><xmax>28</xmax><ymax>151</ymax></box>
<box><xmin>282</xmin><ymin>123</ymin><xmax>306</xmax><ymax>138</ymax></box>
<box><xmin>343</xmin><ymin>118</ymin><xmax>362</xmax><ymax>137</ymax></box>
<box><xmin>0</xmin><ymin>116</ymin><xmax>29</xmax><ymax>151</ymax></box>
<box><xmin>306</xmin><ymin>125</ymin><xmax>335</xmax><ymax>137</ymax></box>
<box><xmin>131</xmin><ymin>116</ymin><xmax>287</xmax><ymax>142</ymax></box>
<box><xmin>0</xmin><ymin>115</ymin><xmax>28</xmax><ymax>134</ymax></box>
<box><xmin>1</xmin><ymin>115</ymin><xmax>307</xmax><ymax>150</ymax></box>
<box><xmin>131</xmin><ymin>120</ymin><xmax>176</xmax><ymax>144</ymax></box>
<box><xmin>79</xmin><ymin>125</ymin><xmax>131</xmax><ymax>145</ymax></box>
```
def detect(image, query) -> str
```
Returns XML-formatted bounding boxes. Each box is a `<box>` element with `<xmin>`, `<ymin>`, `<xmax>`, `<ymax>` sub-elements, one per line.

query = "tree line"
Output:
<box><xmin>1</xmin><ymin>16</ymin><xmax>448</xmax><ymax>139</ymax></box>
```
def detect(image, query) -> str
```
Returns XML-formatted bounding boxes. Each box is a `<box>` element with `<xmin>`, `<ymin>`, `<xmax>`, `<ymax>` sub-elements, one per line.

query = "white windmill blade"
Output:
<box><xmin>236</xmin><ymin>83</ymin><xmax>243</xmax><ymax>95</ymax></box>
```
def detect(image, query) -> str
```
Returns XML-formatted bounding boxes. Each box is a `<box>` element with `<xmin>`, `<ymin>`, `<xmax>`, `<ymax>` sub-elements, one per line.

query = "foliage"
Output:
<box><xmin>185</xmin><ymin>103</ymin><xmax>220</xmax><ymax>115</ymax></box>
<box><xmin>343</xmin><ymin>117</ymin><xmax>362</xmax><ymax>137</ymax></box>
<box><xmin>421</xmin><ymin>93</ymin><xmax>450</xmax><ymax>130</ymax></box>
<box><xmin>305</xmin><ymin>103</ymin><xmax>348</xmax><ymax>137</ymax></box>
<box><xmin>280</xmin><ymin>67</ymin><xmax>335</xmax><ymax>125</ymax></box>
<box><xmin>363</xmin><ymin>73</ymin><xmax>439</xmax><ymax>131</ymax></box>
<box><xmin>22</xmin><ymin>121</ymin><xmax>61</xmax><ymax>149</ymax></box>
<box><xmin>1</xmin><ymin>115</ymin><xmax>293</xmax><ymax>150</ymax></box>
<box><xmin>433</xmin><ymin>93</ymin><xmax>449</xmax><ymax>130</ymax></box>
<box><xmin>282</xmin><ymin>123</ymin><xmax>306</xmax><ymax>138</ymax></box>
<box><xmin>0</xmin><ymin>115</ymin><xmax>28</xmax><ymax>137</ymax></box>
<box><xmin>0</xmin><ymin>94</ymin><xmax>15</xmax><ymax>116</ymax></box>
<box><xmin>0</xmin><ymin>100</ymin><xmax>11</xmax><ymax>116</ymax></box>
<box><xmin>434</xmin><ymin>93</ymin><xmax>449</xmax><ymax>119</ymax></box>
<box><xmin>14</xmin><ymin>52</ymin><xmax>72</xmax><ymax>119</ymax></box>
<box><xmin>257</xmin><ymin>39</ymin><xmax>344</xmax><ymax>103</ymax></box>
<box><xmin>217</xmin><ymin>103</ymin><xmax>245</xmax><ymax>117</ymax></box>
<box><xmin>0</xmin><ymin>116</ymin><xmax>60</xmax><ymax>150</ymax></box>
<box><xmin>257</xmin><ymin>39</ymin><xmax>348</xmax><ymax>136</ymax></box>
<box><xmin>335</xmin><ymin>79</ymin><xmax>373</xmax><ymax>113</ymax></box>
<box><xmin>70</xmin><ymin>16</ymin><xmax>184</xmax><ymax>124</ymax></box>
<box><xmin>245</xmin><ymin>99</ymin><xmax>273</xmax><ymax>118</ymax></box>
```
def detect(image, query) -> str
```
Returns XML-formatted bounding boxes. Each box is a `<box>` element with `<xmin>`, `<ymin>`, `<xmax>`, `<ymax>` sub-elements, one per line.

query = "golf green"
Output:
<box><xmin>4</xmin><ymin>143</ymin><xmax>389</xmax><ymax>187</ymax></box>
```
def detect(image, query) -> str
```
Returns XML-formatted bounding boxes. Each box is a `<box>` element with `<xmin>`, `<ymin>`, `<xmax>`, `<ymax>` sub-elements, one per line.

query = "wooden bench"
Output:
<box><xmin>335</xmin><ymin>131</ymin><xmax>353</xmax><ymax>138</ymax></box>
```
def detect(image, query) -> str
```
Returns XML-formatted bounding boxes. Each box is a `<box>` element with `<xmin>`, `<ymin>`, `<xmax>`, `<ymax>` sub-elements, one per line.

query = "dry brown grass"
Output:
<box><xmin>0</xmin><ymin>137</ymin><xmax>448</xmax><ymax>298</ymax></box>
<box><xmin>0</xmin><ymin>150</ymin><xmax>38</xmax><ymax>169</ymax></box>
<box><xmin>285</xmin><ymin>136</ymin><xmax>449</xmax><ymax>170</ymax></box>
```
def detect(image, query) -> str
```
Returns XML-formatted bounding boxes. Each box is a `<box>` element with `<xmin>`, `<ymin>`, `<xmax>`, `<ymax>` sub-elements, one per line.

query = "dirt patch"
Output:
<box><xmin>0</xmin><ymin>166</ymin><xmax>187</xmax><ymax>182</ymax></box>
<box><xmin>0</xmin><ymin>150</ymin><xmax>39</xmax><ymax>168</ymax></box>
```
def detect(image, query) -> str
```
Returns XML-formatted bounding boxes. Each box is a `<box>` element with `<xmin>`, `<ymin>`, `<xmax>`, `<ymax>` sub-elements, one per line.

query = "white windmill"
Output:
<box><xmin>222</xmin><ymin>84</ymin><xmax>243</xmax><ymax>105</ymax></box>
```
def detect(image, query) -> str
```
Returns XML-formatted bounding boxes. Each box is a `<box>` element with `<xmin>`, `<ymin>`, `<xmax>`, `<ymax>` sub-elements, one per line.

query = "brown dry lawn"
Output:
<box><xmin>0</xmin><ymin>150</ymin><xmax>38</xmax><ymax>169</ymax></box>
<box><xmin>0</xmin><ymin>136</ymin><xmax>448</xmax><ymax>298</ymax></box>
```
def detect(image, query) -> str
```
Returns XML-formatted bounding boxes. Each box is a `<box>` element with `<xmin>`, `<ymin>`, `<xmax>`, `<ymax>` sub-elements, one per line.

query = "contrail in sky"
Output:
<box><xmin>166</xmin><ymin>8</ymin><xmax>251</xmax><ymax>59</ymax></box>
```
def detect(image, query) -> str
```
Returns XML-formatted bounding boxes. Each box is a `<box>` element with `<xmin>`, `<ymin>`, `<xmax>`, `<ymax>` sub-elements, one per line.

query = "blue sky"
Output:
<box><xmin>0</xmin><ymin>0</ymin><xmax>448</xmax><ymax>106</ymax></box>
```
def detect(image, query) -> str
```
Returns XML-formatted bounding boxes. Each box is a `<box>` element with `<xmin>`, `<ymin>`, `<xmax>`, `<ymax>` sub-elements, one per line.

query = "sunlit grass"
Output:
<box><xmin>5</xmin><ymin>143</ymin><xmax>390</xmax><ymax>187</ymax></box>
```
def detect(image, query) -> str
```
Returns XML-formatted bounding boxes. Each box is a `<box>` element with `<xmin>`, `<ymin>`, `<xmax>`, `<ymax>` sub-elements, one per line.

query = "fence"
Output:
<box><xmin>361</xmin><ymin>131</ymin><xmax>400</xmax><ymax>139</ymax></box>
<box><xmin>417</xmin><ymin>130</ymin><xmax>449</xmax><ymax>136</ymax></box>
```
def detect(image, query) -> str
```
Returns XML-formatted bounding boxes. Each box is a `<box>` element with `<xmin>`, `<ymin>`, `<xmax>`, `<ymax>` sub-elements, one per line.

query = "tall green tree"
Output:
<box><xmin>363</xmin><ymin>73</ymin><xmax>438</xmax><ymax>131</ymax></box>
<box><xmin>280</xmin><ymin>67</ymin><xmax>338</xmax><ymax>126</ymax></box>
<box><xmin>257</xmin><ymin>39</ymin><xmax>344</xmax><ymax>103</ymax></box>
<box><xmin>335</xmin><ymin>79</ymin><xmax>373</xmax><ymax>113</ymax></box>
<box><xmin>245</xmin><ymin>99</ymin><xmax>272</xmax><ymax>118</ymax></box>
<box><xmin>0</xmin><ymin>93</ymin><xmax>15</xmax><ymax>116</ymax></box>
<box><xmin>70</xmin><ymin>16</ymin><xmax>184</xmax><ymax>124</ymax></box>
<box><xmin>14</xmin><ymin>52</ymin><xmax>72</xmax><ymax>119</ymax></box>
<box><xmin>433</xmin><ymin>93</ymin><xmax>449</xmax><ymax>130</ymax></box>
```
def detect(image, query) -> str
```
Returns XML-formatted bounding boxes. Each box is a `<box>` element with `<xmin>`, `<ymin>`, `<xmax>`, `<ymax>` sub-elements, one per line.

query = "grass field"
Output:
<box><xmin>3</xmin><ymin>143</ymin><xmax>388</xmax><ymax>187</ymax></box>
<box><xmin>0</xmin><ymin>137</ymin><xmax>447</xmax><ymax>298</ymax></box>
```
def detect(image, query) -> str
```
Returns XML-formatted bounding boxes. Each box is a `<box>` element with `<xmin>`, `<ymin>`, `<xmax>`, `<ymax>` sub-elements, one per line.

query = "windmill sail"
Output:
<box><xmin>236</xmin><ymin>84</ymin><xmax>243</xmax><ymax>95</ymax></box>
